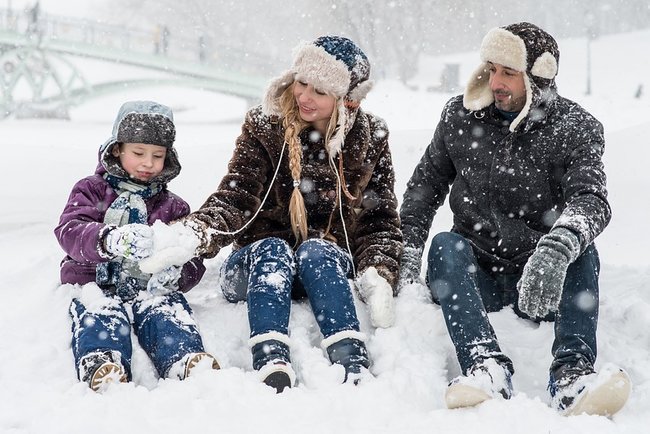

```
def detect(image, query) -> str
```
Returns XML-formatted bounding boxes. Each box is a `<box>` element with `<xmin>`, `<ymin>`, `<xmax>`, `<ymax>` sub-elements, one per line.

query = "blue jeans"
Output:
<box><xmin>427</xmin><ymin>231</ymin><xmax>599</xmax><ymax>376</ymax></box>
<box><xmin>220</xmin><ymin>237</ymin><xmax>360</xmax><ymax>339</ymax></box>
<box><xmin>70</xmin><ymin>290</ymin><xmax>206</xmax><ymax>379</ymax></box>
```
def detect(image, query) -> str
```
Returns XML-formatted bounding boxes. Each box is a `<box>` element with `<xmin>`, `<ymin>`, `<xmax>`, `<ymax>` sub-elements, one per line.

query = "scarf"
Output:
<box><xmin>96</xmin><ymin>174</ymin><xmax>164</xmax><ymax>300</ymax></box>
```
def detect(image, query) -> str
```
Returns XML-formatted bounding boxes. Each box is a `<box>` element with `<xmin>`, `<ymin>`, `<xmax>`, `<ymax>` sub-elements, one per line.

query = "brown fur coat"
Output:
<box><xmin>188</xmin><ymin>105</ymin><xmax>402</xmax><ymax>288</ymax></box>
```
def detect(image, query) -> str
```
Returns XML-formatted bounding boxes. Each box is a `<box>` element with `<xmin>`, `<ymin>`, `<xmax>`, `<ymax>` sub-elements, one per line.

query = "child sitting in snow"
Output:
<box><xmin>54</xmin><ymin>100</ymin><xmax>219</xmax><ymax>392</ymax></box>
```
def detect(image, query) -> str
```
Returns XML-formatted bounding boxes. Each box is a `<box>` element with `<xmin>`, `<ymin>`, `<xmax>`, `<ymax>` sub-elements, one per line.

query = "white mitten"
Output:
<box><xmin>356</xmin><ymin>267</ymin><xmax>396</xmax><ymax>328</ymax></box>
<box><xmin>139</xmin><ymin>220</ymin><xmax>201</xmax><ymax>274</ymax></box>
<box><xmin>103</xmin><ymin>223</ymin><xmax>154</xmax><ymax>261</ymax></box>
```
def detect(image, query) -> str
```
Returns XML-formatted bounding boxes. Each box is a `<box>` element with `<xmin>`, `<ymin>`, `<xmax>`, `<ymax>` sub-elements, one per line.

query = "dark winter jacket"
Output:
<box><xmin>188</xmin><ymin>105</ymin><xmax>403</xmax><ymax>288</ymax></box>
<box><xmin>400</xmin><ymin>94</ymin><xmax>610</xmax><ymax>274</ymax></box>
<box><xmin>55</xmin><ymin>101</ymin><xmax>205</xmax><ymax>292</ymax></box>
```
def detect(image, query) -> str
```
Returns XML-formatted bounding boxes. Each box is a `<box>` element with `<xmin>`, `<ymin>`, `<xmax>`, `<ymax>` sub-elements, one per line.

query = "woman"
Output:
<box><xmin>146</xmin><ymin>36</ymin><xmax>402</xmax><ymax>392</ymax></box>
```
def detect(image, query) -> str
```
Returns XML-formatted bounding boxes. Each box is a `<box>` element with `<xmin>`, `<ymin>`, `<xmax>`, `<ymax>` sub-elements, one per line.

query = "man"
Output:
<box><xmin>399</xmin><ymin>22</ymin><xmax>630</xmax><ymax>416</ymax></box>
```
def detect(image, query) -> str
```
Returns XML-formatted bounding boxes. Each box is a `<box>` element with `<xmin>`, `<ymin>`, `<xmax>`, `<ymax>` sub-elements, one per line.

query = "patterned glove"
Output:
<box><xmin>397</xmin><ymin>246</ymin><xmax>424</xmax><ymax>290</ymax></box>
<box><xmin>356</xmin><ymin>267</ymin><xmax>396</xmax><ymax>328</ymax></box>
<box><xmin>104</xmin><ymin>223</ymin><xmax>154</xmax><ymax>261</ymax></box>
<box><xmin>517</xmin><ymin>228</ymin><xmax>581</xmax><ymax>318</ymax></box>
<box><xmin>147</xmin><ymin>265</ymin><xmax>182</xmax><ymax>296</ymax></box>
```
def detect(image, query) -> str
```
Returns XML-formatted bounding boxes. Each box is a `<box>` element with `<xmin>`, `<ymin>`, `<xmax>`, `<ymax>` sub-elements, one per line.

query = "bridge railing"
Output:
<box><xmin>0</xmin><ymin>6</ymin><xmax>278</xmax><ymax>75</ymax></box>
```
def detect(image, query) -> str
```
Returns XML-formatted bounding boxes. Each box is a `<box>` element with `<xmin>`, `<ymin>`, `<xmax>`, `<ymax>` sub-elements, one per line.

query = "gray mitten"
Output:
<box><xmin>147</xmin><ymin>265</ymin><xmax>182</xmax><ymax>296</ymax></box>
<box><xmin>397</xmin><ymin>246</ymin><xmax>424</xmax><ymax>289</ymax></box>
<box><xmin>517</xmin><ymin>228</ymin><xmax>581</xmax><ymax>318</ymax></box>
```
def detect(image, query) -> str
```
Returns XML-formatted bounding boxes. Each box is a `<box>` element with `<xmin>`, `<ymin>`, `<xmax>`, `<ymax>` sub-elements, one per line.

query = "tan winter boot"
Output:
<box><xmin>79</xmin><ymin>351</ymin><xmax>128</xmax><ymax>392</ymax></box>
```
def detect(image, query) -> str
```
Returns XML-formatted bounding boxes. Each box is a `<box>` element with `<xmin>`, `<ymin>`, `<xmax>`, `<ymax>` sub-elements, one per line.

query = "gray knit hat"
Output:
<box><xmin>99</xmin><ymin>100</ymin><xmax>180</xmax><ymax>183</ymax></box>
<box><xmin>464</xmin><ymin>22</ymin><xmax>560</xmax><ymax>131</ymax></box>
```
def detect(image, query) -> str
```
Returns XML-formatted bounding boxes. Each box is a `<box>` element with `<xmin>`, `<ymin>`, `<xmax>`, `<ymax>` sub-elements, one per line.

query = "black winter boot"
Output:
<box><xmin>323</xmin><ymin>332</ymin><xmax>371</xmax><ymax>385</ymax></box>
<box><xmin>249</xmin><ymin>332</ymin><xmax>296</xmax><ymax>393</ymax></box>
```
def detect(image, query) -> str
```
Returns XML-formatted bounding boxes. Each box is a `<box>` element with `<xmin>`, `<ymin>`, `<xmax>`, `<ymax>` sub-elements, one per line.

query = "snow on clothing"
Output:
<box><xmin>54</xmin><ymin>100</ymin><xmax>207</xmax><ymax>380</ymax></box>
<box><xmin>221</xmin><ymin>237</ymin><xmax>359</xmax><ymax>339</ymax></box>
<box><xmin>427</xmin><ymin>231</ymin><xmax>599</xmax><ymax>376</ymax></box>
<box><xmin>400</xmin><ymin>22</ymin><xmax>610</xmax><ymax>386</ymax></box>
<box><xmin>190</xmin><ymin>105</ymin><xmax>402</xmax><ymax>288</ymax></box>
<box><xmin>401</xmin><ymin>94</ymin><xmax>609</xmax><ymax>275</ymax></box>
<box><xmin>55</xmin><ymin>171</ymin><xmax>204</xmax><ymax>290</ymax></box>
<box><xmin>177</xmin><ymin>36</ymin><xmax>401</xmax><ymax>383</ymax></box>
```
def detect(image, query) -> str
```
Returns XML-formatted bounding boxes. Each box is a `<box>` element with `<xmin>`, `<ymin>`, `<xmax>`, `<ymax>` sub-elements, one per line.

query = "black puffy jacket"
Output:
<box><xmin>400</xmin><ymin>94</ymin><xmax>610</xmax><ymax>274</ymax></box>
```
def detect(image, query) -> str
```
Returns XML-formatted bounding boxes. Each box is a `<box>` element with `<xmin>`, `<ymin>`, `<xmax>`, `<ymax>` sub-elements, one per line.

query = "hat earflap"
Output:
<box><xmin>463</xmin><ymin>63</ymin><xmax>494</xmax><ymax>111</ymax></box>
<box><xmin>530</xmin><ymin>52</ymin><xmax>558</xmax><ymax>80</ymax></box>
<box><xmin>262</xmin><ymin>70</ymin><xmax>296</xmax><ymax>117</ymax></box>
<box><xmin>326</xmin><ymin>98</ymin><xmax>348</xmax><ymax>157</ymax></box>
<box><xmin>347</xmin><ymin>79</ymin><xmax>374</xmax><ymax>103</ymax></box>
<box><xmin>508</xmin><ymin>74</ymin><xmax>534</xmax><ymax>132</ymax></box>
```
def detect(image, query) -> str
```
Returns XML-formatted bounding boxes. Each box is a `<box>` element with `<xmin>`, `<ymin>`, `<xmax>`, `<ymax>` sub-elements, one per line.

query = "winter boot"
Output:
<box><xmin>79</xmin><ymin>350</ymin><xmax>128</xmax><ymax>392</ymax></box>
<box><xmin>322</xmin><ymin>331</ymin><xmax>371</xmax><ymax>385</ymax></box>
<box><xmin>445</xmin><ymin>358</ymin><xmax>513</xmax><ymax>409</ymax></box>
<box><xmin>250</xmin><ymin>332</ymin><xmax>296</xmax><ymax>393</ymax></box>
<box><xmin>168</xmin><ymin>352</ymin><xmax>220</xmax><ymax>380</ymax></box>
<box><xmin>549</xmin><ymin>361</ymin><xmax>631</xmax><ymax>417</ymax></box>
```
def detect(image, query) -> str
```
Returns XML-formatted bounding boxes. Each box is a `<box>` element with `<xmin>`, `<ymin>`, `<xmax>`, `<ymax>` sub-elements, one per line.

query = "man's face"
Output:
<box><xmin>488</xmin><ymin>62</ymin><xmax>526</xmax><ymax>112</ymax></box>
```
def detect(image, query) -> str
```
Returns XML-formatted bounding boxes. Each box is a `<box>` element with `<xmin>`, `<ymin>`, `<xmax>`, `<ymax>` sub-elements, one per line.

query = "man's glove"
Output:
<box><xmin>147</xmin><ymin>265</ymin><xmax>182</xmax><ymax>296</ymax></box>
<box><xmin>356</xmin><ymin>267</ymin><xmax>396</xmax><ymax>328</ymax></box>
<box><xmin>104</xmin><ymin>224</ymin><xmax>154</xmax><ymax>261</ymax></box>
<box><xmin>517</xmin><ymin>228</ymin><xmax>581</xmax><ymax>318</ymax></box>
<box><xmin>397</xmin><ymin>246</ymin><xmax>424</xmax><ymax>290</ymax></box>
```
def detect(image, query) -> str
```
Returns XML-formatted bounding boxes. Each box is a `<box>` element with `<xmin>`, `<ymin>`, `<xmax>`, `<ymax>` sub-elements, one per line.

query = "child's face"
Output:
<box><xmin>112</xmin><ymin>142</ymin><xmax>167</xmax><ymax>182</ymax></box>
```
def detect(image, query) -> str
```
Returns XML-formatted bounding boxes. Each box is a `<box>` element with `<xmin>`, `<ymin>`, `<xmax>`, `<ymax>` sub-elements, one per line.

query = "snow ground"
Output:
<box><xmin>0</xmin><ymin>29</ymin><xmax>649</xmax><ymax>434</ymax></box>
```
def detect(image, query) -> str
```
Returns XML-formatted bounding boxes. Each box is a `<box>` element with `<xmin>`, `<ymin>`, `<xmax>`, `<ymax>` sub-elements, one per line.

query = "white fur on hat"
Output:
<box><xmin>261</xmin><ymin>39</ymin><xmax>373</xmax><ymax>157</ymax></box>
<box><xmin>531</xmin><ymin>51</ymin><xmax>558</xmax><ymax>79</ymax></box>
<box><xmin>479</xmin><ymin>27</ymin><xmax>528</xmax><ymax>72</ymax></box>
<box><xmin>463</xmin><ymin>24</ymin><xmax>559</xmax><ymax>132</ymax></box>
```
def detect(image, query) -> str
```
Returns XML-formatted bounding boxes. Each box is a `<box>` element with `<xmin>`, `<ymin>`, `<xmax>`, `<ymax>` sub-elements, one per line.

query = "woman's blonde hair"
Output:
<box><xmin>279</xmin><ymin>83</ymin><xmax>339</xmax><ymax>242</ymax></box>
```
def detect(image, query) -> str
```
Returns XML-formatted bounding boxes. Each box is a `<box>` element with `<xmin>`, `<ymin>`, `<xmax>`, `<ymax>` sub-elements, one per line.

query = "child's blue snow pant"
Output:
<box><xmin>220</xmin><ymin>237</ymin><xmax>360</xmax><ymax>340</ymax></box>
<box><xmin>426</xmin><ymin>231</ymin><xmax>599</xmax><ymax>377</ymax></box>
<box><xmin>70</xmin><ymin>290</ymin><xmax>206</xmax><ymax>379</ymax></box>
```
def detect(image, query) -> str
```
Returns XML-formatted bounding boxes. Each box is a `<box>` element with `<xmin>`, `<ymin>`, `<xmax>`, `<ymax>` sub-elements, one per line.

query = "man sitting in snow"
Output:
<box><xmin>398</xmin><ymin>22</ymin><xmax>630</xmax><ymax>416</ymax></box>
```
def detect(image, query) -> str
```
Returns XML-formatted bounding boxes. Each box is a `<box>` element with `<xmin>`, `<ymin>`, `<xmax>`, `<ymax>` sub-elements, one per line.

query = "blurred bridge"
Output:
<box><xmin>0</xmin><ymin>6</ymin><xmax>271</xmax><ymax>119</ymax></box>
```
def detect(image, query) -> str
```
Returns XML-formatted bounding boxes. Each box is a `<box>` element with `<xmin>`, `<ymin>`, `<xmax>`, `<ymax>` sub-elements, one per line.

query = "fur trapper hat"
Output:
<box><xmin>463</xmin><ymin>22</ymin><xmax>560</xmax><ymax>131</ymax></box>
<box><xmin>262</xmin><ymin>35</ymin><xmax>373</xmax><ymax>156</ymax></box>
<box><xmin>99</xmin><ymin>100</ymin><xmax>181</xmax><ymax>183</ymax></box>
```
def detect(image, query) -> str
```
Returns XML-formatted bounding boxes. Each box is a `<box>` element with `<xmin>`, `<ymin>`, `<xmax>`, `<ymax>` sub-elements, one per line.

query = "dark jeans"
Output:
<box><xmin>220</xmin><ymin>237</ymin><xmax>360</xmax><ymax>339</ymax></box>
<box><xmin>427</xmin><ymin>231</ymin><xmax>599</xmax><ymax>376</ymax></box>
<box><xmin>70</xmin><ymin>290</ymin><xmax>205</xmax><ymax>379</ymax></box>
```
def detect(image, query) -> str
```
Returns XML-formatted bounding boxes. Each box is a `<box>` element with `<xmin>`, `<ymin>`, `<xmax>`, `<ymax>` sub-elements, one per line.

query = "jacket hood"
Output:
<box><xmin>97</xmin><ymin>100</ymin><xmax>181</xmax><ymax>184</ymax></box>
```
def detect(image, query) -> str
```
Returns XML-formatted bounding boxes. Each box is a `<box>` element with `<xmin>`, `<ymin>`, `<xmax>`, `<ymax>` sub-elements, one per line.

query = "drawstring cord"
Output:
<box><xmin>211</xmin><ymin>141</ymin><xmax>287</xmax><ymax>236</ymax></box>
<box><xmin>210</xmin><ymin>138</ymin><xmax>356</xmax><ymax>277</ymax></box>
<box><xmin>329</xmin><ymin>156</ymin><xmax>356</xmax><ymax>276</ymax></box>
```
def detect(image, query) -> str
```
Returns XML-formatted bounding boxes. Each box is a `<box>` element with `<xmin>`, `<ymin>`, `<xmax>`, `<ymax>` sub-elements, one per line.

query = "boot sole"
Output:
<box><xmin>90</xmin><ymin>362</ymin><xmax>127</xmax><ymax>392</ymax></box>
<box><xmin>263</xmin><ymin>370</ymin><xmax>292</xmax><ymax>393</ymax></box>
<box><xmin>445</xmin><ymin>383</ymin><xmax>492</xmax><ymax>409</ymax></box>
<box><xmin>565</xmin><ymin>370</ymin><xmax>631</xmax><ymax>417</ymax></box>
<box><xmin>184</xmin><ymin>352</ymin><xmax>220</xmax><ymax>379</ymax></box>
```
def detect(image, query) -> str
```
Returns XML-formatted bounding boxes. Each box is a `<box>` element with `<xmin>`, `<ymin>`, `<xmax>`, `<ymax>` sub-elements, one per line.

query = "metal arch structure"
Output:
<box><xmin>0</xmin><ymin>44</ymin><xmax>91</xmax><ymax>118</ymax></box>
<box><xmin>0</xmin><ymin>8</ymin><xmax>270</xmax><ymax>119</ymax></box>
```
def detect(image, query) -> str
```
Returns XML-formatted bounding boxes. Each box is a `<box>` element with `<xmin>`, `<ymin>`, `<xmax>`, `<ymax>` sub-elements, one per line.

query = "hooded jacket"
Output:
<box><xmin>55</xmin><ymin>101</ymin><xmax>205</xmax><ymax>291</ymax></box>
<box><xmin>186</xmin><ymin>105</ymin><xmax>403</xmax><ymax>288</ymax></box>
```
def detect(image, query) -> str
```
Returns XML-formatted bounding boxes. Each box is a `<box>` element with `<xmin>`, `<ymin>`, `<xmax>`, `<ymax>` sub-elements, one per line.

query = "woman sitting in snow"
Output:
<box><xmin>54</xmin><ymin>100</ymin><xmax>219</xmax><ymax>392</ymax></box>
<box><xmin>143</xmin><ymin>36</ymin><xmax>403</xmax><ymax>392</ymax></box>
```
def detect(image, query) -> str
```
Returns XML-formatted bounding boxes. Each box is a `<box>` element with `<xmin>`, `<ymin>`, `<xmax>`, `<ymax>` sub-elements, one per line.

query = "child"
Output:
<box><xmin>55</xmin><ymin>100</ymin><xmax>219</xmax><ymax>392</ymax></box>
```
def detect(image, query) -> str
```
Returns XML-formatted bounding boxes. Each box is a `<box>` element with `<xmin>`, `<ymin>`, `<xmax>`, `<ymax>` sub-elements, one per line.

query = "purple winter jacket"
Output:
<box><xmin>56</xmin><ymin>100</ymin><xmax>205</xmax><ymax>293</ymax></box>
<box><xmin>55</xmin><ymin>167</ymin><xmax>205</xmax><ymax>292</ymax></box>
